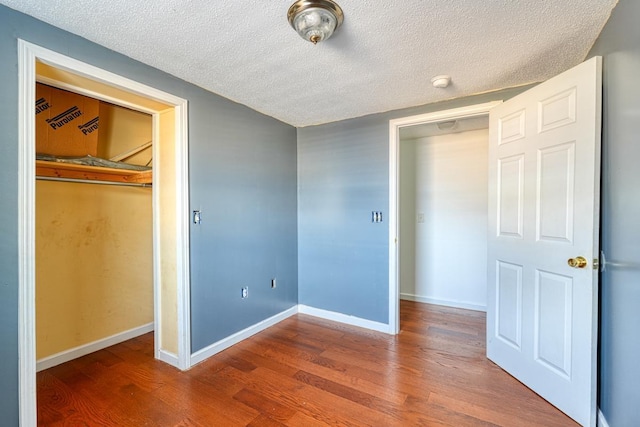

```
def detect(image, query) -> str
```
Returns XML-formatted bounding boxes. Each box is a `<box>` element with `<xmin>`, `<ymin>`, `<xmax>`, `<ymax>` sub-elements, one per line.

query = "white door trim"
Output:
<box><xmin>388</xmin><ymin>101</ymin><xmax>502</xmax><ymax>333</ymax></box>
<box><xmin>17</xmin><ymin>40</ymin><xmax>191</xmax><ymax>427</ymax></box>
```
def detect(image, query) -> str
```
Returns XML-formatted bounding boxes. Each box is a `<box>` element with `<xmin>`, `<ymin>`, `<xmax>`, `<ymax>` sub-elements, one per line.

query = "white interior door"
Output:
<box><xmin>487</xmin><ymin>56</ymin><xmax>601</xmax><ymax>427</ymax></box>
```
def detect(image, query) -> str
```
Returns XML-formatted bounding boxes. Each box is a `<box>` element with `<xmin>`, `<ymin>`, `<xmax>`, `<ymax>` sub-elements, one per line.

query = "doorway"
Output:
<box><xmin>388</xmin><ymin>101</ymin><xmax>502</xmax><ymax>333</ymax></box>
<box><xmin>35</xmin><ymin>84</ymin><xmax>155</xmax><ymax>371</ymax></box>
<box><xmin>398</xmin><ymin>117</ymin><xmax>489</xmax><ymax>312</ymax></box>
<box><xmin>18</xmin><ymin>40</ymin><xmax>191</xmax><ymax>426</ymax></box>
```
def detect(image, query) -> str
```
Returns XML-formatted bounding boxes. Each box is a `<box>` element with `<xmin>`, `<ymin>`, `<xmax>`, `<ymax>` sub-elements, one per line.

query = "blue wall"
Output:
<box><xmin>297</xmin><ymin>87</ymin><xmax>528</xmax><ymax>324</ymax></box>
<box><xmin>0</xmin><ymin>5</ymin><xmax>297</xmax><ymax>423</ymax></box>
<box><xmin>189</xmin><ymin>105</ymin><xmax>298</xmax><ymax>349</ymax></box>
<box><xmin>298</xmin><ymin>116</ymin><xmax>390</xmax><ymax>322</ymax></box>
<box><xmin>588</xmin><ymin>0</ymin><xmax>640</xmax><ymax>424</ymax></box>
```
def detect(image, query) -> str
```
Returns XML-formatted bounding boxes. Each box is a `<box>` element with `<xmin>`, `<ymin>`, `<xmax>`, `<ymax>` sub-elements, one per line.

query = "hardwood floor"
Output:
<box><xmin>37</xmin><ymin>301</ymin><xmax>578</xmax><ymax>426</ymax></box>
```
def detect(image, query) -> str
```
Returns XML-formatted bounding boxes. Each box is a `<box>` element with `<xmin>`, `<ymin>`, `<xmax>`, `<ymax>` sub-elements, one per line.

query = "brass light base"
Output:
<box><xmin>287</xmin><ymin>0</ymin><xmax>344</xmax><ymax>44</ymax></box>
<box><xmin>287</xmin><ymin>0</ymin><xmax>344</xmax><ymax>28</ymax></box>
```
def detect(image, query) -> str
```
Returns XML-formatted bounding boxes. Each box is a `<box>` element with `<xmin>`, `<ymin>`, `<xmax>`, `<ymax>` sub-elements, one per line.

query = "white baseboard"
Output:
<box><xmin>36</xmin><ymin>322</ymin><xmax>154</xmax><ymax>372</ymax></box>
<box><xmin>598</xmin><ymin>409</ymin><xmax>609</xmax><ymax>427</ymax></box>
<box><xmin>190</xmin><ymin>306</ymin><xmax>298</xmax><ymax>367</ymax></box>
<box><xmin>400</xmin><ymin>293</ymin><xmax>486</xmax><ymax>312</ymax></box>
<box><xmin>190</xmin><ymin>305</ymin><xmax>393</xmax><ymax>367</ymax></box>
<box><xmin>298</xmin><ymin>304</ymin><xmax>393</xmax><ymax>334</ymax></box>
<box><xmin>157</xmin><ymin>349</ymin><xmax>179</xmax><ymax>368</ymax></box>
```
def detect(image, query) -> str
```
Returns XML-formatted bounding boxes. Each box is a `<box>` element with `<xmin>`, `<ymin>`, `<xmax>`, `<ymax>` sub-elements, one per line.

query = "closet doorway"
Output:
<box><xmin>18</xmin><ymin>41</ymin><xmax>190</xmax><ymax>426</ymax></box>
<box><xmin>35</xmin><ymin>80</ymin><xmax>155</xmax><ymax>372</ymax></box>
<box><xmin>388</xmin><ymin>102</ymin><xmax>501</xmax><ymax>333</ymax></box>
<box><xmin>398</xmin><ymin>117</ymin><xmax>489</xmax><ymax>311</ymax></box>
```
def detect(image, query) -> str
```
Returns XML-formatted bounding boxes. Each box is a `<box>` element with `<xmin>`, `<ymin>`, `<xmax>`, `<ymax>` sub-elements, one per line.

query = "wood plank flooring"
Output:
<box><xmin>37</xmin><ymin>301</ymin><xmax>578</xmax><ymax>426</ymax></box>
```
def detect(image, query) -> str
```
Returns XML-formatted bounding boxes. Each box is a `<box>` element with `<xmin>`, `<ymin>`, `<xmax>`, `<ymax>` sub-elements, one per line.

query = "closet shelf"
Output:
<box><xmin>36</xmin><ymin>160</ymin><xmax>152</xmax><ymax>184</ymax></box>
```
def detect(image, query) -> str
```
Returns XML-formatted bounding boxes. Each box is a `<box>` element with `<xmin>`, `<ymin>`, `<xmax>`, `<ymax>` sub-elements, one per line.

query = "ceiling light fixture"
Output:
<box><xmin>288</xmin><ymin>0</ymin><xmax>344</xmax><ymax>45</ymax></box>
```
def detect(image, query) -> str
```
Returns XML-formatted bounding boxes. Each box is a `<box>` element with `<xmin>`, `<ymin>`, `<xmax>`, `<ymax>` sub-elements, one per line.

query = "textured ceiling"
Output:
<box><xmin>1</xmin><ymin>0</ymin><xmax>617</xmax><ymax>127</ymax></box>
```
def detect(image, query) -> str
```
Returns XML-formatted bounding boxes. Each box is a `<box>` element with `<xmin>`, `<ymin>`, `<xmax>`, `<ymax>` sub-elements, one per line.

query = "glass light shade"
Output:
<box><xmin>288</xmin><ymin>0</ymin><xmax>344</xmax><ymax>44</ymax></box>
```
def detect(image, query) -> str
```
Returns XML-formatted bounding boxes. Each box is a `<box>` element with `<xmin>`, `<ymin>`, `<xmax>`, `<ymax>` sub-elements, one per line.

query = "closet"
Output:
<box><xmin>35</xmin><ymin>82</ymin><xmax>154</xmax><ymax>368</ymax></box>
<box><xmin>399</xmin><ymin>118</ymin><xmax>489</xmax><ymax>311</ymax></box>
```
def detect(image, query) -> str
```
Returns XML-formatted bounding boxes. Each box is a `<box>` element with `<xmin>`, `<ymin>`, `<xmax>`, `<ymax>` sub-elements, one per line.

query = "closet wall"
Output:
<box><xmin>399</xmin><ymin>128</ymin><xmax>489</xmax><ymax>311</ymax></box>
<box><xmin>98</xmin><ymin>102</ymin><xmax>153</xmax><ymax>165</ymax></box>
<box><xmin>36</xmin><ymin>97</ymin><xmax>153</xmax><ymax>361</ymax></box>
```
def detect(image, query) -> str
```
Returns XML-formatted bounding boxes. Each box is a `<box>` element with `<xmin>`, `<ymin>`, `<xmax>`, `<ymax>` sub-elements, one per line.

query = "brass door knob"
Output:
<box><xmin>568</xmin><ymin>256</ymin><xmax>588</xmax><ymax>269</ymax></box>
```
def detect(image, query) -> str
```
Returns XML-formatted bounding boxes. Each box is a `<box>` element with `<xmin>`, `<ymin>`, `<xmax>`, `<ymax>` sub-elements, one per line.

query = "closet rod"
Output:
<box><xmin>36</xmin><ymin>176</ymin><xmax>151</xmax><ymax>188</ymax></box>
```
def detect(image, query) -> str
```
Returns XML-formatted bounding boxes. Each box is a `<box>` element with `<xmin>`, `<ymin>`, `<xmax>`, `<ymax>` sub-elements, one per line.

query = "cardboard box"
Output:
<box><xmin>36</xmin><ymin>83</ymin><xmax>99</xmax><ymax>157</ymax></box>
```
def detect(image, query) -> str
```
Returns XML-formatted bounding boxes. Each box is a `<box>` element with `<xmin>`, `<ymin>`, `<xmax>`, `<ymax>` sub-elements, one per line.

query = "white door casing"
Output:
<box><xmin>487</xmin><ymin>57</ymin><xmax>601</xmax><ymax>426</ymax></box>
<box><xmin>18</xmin><ymin>40</ymin><xmax>191</xmax><ymax>427</ymax></box>
<box><xmin>388</xmin><ymin>101</ymin><xmax>502</xmax><ymax>334</ymax></box>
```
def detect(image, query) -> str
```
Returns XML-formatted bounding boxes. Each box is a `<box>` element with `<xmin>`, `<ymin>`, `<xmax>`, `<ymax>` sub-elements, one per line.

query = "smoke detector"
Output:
<box><xmin>431</xmin><ymin>75</ymin><xmax>451</xmax><ymax>89</ymax></box>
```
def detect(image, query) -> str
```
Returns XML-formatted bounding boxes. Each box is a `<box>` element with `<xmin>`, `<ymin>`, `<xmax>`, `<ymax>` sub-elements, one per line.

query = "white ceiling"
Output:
<box><xmin>1</xmin><ymin>0</ymin><xmax>617</xmax><ymax>127</ymax></box>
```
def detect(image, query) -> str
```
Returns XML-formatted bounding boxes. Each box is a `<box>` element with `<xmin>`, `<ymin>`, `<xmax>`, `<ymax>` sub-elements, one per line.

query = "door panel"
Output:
<box><xmin>496</xmin><ymin>261</ymin><xmax>523</xmax><ymax>349</ymax></box>
<box><xmin>487</xmin><ymin>56</ymin><xmax>601</xmax><ymax>427</ymax></box>
<box><xmin>498</xmin><ymin>109</ymin><xmax>526</xmax><ymax>144</ymax></box>
<box><xmin>498</xmin><ymin>155</ymin><xmax>524</xmax><ymax>238</ymax></box>
<box><xmin>537</xmin><ymin>142</ymin><xmax>575</xmax><ymax>243</ymax></box>
<box><xmin>534</xmin><ymin>269</ymin><xmax>572</xmax><ymax>378</ymax></box>
<box><xmin>538</xmin><ymin>87</ymin><xmax>577</xmax><ymax>132</ymax></box>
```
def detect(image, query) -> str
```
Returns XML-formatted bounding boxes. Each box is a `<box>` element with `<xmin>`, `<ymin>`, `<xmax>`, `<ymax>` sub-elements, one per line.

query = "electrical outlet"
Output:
<box><xmin>271</xmin><ymin>278</ymin><xmax>277</xmax><ymax>289</ymax></box>
<box><xmin>241</xmin><ymin>287</ymin><xmax>248</xmax><ymax>299</ymax></box>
